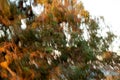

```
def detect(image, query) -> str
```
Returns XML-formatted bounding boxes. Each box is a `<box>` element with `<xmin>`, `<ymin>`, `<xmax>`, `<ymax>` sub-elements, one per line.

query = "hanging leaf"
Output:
<box><xmin>0</xmin><ymin>61</ymin><xmax>8</xmax><ymax>69</ymax></box>
<box><xmin>5</xmin><ymin>53</ymin><xmax>13</xmax><ymax>64</ymax></box>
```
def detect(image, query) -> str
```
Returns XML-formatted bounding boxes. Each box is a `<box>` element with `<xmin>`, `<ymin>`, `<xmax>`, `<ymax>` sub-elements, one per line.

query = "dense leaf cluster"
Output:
<box><xmin>0</xmin><ymin>0</ymin><xmax>116</xmax><ymax>80</ymax></box>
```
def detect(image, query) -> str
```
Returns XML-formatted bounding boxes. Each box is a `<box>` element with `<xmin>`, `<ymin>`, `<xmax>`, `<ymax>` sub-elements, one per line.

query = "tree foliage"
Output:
<box><xmin>0</xmin><ymin>0</ymin><xmax>116</xmax><ymax>80</ymax></box>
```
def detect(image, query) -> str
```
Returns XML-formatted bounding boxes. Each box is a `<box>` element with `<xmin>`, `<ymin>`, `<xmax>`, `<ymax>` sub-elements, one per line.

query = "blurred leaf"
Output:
<box><xmin>0</xmin><ymin>0</ymin><xmax>11</xmax><ymax>17</ymax></box>
<box><xmin>45</xmin><ymin>47</ymin><xmax>53</xmax><ymax>53</ymax></box>
<box><xmin>0</xmin><ymin>61</ymin><xmax>8</xmax><ymax>69</ymax></box>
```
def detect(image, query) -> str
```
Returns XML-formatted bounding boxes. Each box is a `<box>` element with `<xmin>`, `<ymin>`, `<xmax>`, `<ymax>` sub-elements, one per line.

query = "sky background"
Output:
<box><xmin>80</xmin><ymin>0</ymin><xmax>120</xmax><ymax>54</ymax></box>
